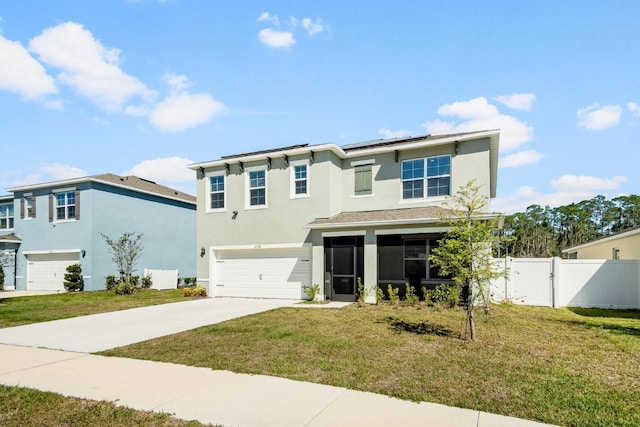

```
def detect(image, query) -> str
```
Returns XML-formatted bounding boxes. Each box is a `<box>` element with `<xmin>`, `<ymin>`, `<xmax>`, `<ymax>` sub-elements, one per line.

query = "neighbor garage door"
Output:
<box><xmin>26</xmin><ymin>252</ymin><xmax>79</xmax><ymax>291</ymax></box>
<box><xmin>213</xmin><ymin>247</ymin><xmax>310</xmax><ymax>299</ymax></box>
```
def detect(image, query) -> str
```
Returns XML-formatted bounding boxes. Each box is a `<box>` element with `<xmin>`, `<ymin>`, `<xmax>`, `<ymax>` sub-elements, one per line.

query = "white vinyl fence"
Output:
<box><xmin>144</xmin><ymin>268</ymin><xmax>178</xmax><ymax>290</ymax></box>
<box><xmin>490</xmin><ymin>257</ymin><xmax>640</xmax><ymax>309</ymax></box>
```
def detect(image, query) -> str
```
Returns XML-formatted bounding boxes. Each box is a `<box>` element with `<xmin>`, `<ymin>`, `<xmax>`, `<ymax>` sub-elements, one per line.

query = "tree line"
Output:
<box><xmin>498</xmin><ymin>194</ymin><xmax>640</xmax><ymax>258</ymax></box>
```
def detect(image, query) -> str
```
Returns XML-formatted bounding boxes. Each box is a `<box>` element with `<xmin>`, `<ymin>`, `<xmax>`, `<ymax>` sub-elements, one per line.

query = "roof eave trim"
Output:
<box><xmin>90</xmin><ymin>179</ymin><xmax>196</xmax><ymax>206</ymax></box>
<box><xmin>304</xmin><ymin>217</ymin><xmax>444</xmax><ymax>230</ymax></box>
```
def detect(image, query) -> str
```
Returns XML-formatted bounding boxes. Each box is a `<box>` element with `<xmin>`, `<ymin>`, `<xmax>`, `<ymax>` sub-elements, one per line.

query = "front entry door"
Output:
<box><xmin>325</xmin><ymin>237</ymin><xmax>363</xmax><ymax>302</ymax></box>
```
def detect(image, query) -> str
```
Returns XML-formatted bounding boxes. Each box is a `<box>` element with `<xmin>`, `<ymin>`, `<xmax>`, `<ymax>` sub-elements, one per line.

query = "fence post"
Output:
<box><xmin>551</xmin><ymin>257</ymin><xmax>561</xmax><ymax>308</ymax></box>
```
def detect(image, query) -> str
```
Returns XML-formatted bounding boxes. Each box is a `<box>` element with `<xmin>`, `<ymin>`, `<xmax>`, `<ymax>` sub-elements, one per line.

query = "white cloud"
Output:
<box><xmin>258</xmin><ymin>28</ymin><xmax>295</xmax><ymax>48</ymax></box>
<box><xmin>124</xmin><ymin>104</ymin><xmax>149</xmax><ymax>117</ymax></box>
<box><xmin>422</xmin><ymin>97</ymin><xmax>534</xmax><ymax>153</ymax></box>
<box><xmin>257</xmin><ymin>12</ymin><xmax>280</xmax><ymax>26</ymax></box>
<box><xmin>162</xmin><ymin>72</ymin><xmax>190</xmax><ymax>92</ymax></box>
<box><xmin>0</xmin><ymin>35</ymin><xmax>57</xmax><ymax>99</ymax></box>
<box><xmin>302</xmin><ymin>18</ymin><xmax>323</xmax><ymax>35</ymax></box>
<box><xmin>577</xmin><ymin>104</ymin><xmax>622</xmax><ymax>130</ymax></box>
<box><xmin>551</xmin><ymin>174</ymin><xmax>627</xmax><ymax>192</ymax></box>
<box><xmin>378</xmin><ymin>128</ymin><xmax>411</xmax><ymax>139</ymax></box>
<box><xmin>28</xmin><ymin>22</ymin><xmax>155</xmax><ymax>111</ymax></box>
<box><xmin>492</xmin><ymin>174</ymin><xmax>628</xmax><ymax>214</ymax></box>
<box><xmin>43</xmin><ymin>100</ymin><xmax>65</xmax><ymax>110</ymax></box>
<box><xmin>40</xmin><ymin>163</ymin><xmax>88</xmax><ymax>181</ymax></box>
<box><xmin>499</xmin><ymin>150</ymin><xmax>546</xmax><ymax>169</ymax></box>
<box><xmin>124</xmin><ymin>157</ymin><xmax>194</xmax><ymax>183</ymax></box>
<box><xmin>150</xmin><ymin>92</ymin><xmax>225</xmax><ymax>132</ymax></box>
<box><xmin>494</xmin><ymin>93</ymin><xmax>536</xmax><ymax>111</ymax></box>
<box><xmin>628</xmin><ymin>102</ymin><xmax>640</xmax><ymax>116</ymax></box>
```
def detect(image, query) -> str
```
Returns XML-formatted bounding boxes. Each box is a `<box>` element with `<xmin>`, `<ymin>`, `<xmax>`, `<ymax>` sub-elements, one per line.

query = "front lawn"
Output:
<box><xmin>0</xmin><ymin>289</ymin><xmax>187</xmax><ymax>328</ymax></box>
<box><xmin>103</xmin><ymin>303</ymin><xmax>640</xmax><ymax>427</ymax></box>
<box><xmin>0</xmin><ymin>385</ymin><xmax>211</xmax><ymax>426</ymax></box>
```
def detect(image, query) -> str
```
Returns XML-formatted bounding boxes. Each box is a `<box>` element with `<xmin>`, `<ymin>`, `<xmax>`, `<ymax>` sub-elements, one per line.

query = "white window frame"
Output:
<box><xmin>55</xmin><ymin>191</ymin><xmax>76</xmax><ymax>221</ymax></box>
<box><xmin>401</xmin><ymin>154</ymin><xmax>451</xmax><ymax>202</ymax></box>
<box><xmin>206</xmin><ymin>172</ymin><xmax>226</xmax><ymax>213</ymax></box>
<box><xmin>25</xmin><ymin>196</ymin><xmax>34</xmax><ymax>219</ymax></box>
<box><xmin>0</xmin><ymin>204</ymin><xmax>14</xmax><ymax>230</ymax></box>
<box><xmin>290</xmin><ymin>160</ymin><xmax>310</xmax><ymax>199</ymax></box>
<box><xmin>245</xmin><ymin>166</ymin><xmax>268</xmax><ymax>210</ymax></box>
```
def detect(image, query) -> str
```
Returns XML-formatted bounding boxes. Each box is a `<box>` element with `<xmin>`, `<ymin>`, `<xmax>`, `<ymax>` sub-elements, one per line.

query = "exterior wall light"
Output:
<box><xmin>200</xmin><ymin>247</ymin><xmax>206</xmax><ymax>257</ymax></box>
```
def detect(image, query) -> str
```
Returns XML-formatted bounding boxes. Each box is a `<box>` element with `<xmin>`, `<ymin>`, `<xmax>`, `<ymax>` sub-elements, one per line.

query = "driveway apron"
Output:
<box><xmin>0</xmin><ymin>297</ymin><xmax>298</xmax><ymax>352</ymax></box>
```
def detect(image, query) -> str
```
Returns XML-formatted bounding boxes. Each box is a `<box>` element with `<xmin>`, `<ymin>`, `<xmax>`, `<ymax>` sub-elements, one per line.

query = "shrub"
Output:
<box><xmin>303</xmin><ymin>283</ymin><xmax>321</xmax><ymax>301</ymax></box>
<box><xmin>183</xmin><ymin>277</ymin><xmax>194</xmax><ymax>286</ymax></box>
<box><xmin>0</xmin><ymin>264</ymin><xmax>4</xmax><ymax>291</ymax></box>
<box><xmin>141</xmin><ymin>274</ymin><xmax>153</xmax><ymax>289</ymax></box>
<box><xmin>130</xmin><ymin>275</ymin><xmax>140</xmax><ymax>288</ymax></box>
<box><xmin>357</xmin><ymin>277</ymin><xmax>369</xmax><ymax>306</ymax></box>
<box><xmin>404</xmin><ymin>283</ymin><xmax>419</xmax><ymax>306</ymax></box>
<box><xmin>184</xmin><ymin>286</ymin><xmax>207</xmax><ymax>298</ymax></box>
<box><xmin>105</xmin><ymin>275</ymin><xmax>118</xmax><ymax>291</ymax></box>
<box><xmin>429</xmin><ymin>283</ymin><xmax>459</xmax><ymax>308</ymax></box>
<box><xmin>376</xmin><ymin>286</ymin><xmax>385</xmax><ymax>304</ymax></box>
<box><xmin>387</xmin><ymin>284</ymin><xmax>400</xmax><ymax>306</ymax></box>
<box><xmin>63</xmin><ymin>263</ymin><xmax>83</xmax><ymax>292</ymax></box>
<box><xmin>114</xmin><ymin>282</ymin><xmax>136</xmax><ymax>295</ymax></box>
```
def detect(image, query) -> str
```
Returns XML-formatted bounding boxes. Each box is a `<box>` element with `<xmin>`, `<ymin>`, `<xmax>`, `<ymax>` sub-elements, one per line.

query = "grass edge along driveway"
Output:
<box><xmin>0</xmin><ymin>289</ymin><xmax>189</xmax><ymax>328</ymax></box>
<box><xmin>103</xmin><ymin>303</ymin><xmax>640</xmax><ymax>427</ymax></box>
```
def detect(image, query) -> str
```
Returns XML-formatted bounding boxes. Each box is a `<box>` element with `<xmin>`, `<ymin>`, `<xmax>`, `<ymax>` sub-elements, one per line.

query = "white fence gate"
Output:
<box><xmin>144</xmin><ymin>269</ymin><xmax>178</xmax><ymax>290</ymax></box>
<box><xmin>490</xmin><ymin>258</ymin><xmax>640</xmax><ymax>309</ymax></box>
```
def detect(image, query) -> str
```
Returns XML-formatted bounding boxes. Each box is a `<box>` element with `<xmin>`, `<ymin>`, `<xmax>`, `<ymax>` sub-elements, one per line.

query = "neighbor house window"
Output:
<box><xmin>402</xmin><ymin>155</ymin><xmax>451</xmax><ymax>199</ymax></box>
<box><xmin>209</xmin><ymin>175</ymin><xmax>225</xmax><ymax>210</ymax></box>
<box><xmin>0</xmin><ymin>204</ymin><xmax>13</xmax><ymax>230</ymax></box>
<box><xmin>354</xmin><ymin>164</ymin><xmax>372</xmax><ymax>196</ymax></box>
<box><xmin>248</xmin><ymin>169</ymin><xmax>266</xmax><ymax>207</ymax></box>
<box><xmin>291</xmin><ymin>163</ymin><xmax>309</xmax><ymax>198</ymax></box>
<box><xmin>56</xmin><ymin>191</ymin><xmax>76</xmax><ymax>220</ymax></box>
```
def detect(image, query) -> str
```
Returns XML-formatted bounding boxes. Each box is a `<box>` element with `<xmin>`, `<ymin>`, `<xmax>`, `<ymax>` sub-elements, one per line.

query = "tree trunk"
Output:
<box><xmin>468</xmin><ymin>304</ymin><xmax>476</xmax><ymax>341</ymax></box>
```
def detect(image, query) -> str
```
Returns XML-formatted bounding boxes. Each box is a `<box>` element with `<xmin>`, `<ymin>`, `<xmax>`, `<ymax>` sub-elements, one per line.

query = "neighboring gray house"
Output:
<box><xmin>189</xmin><ymin>130</ymin><xmax>499</xmax><ymax>302</ymax></box>
<box><xmin>0</xmin><ymin>174</ymin><xmax>196</xmax><ymax>291</ymax></box>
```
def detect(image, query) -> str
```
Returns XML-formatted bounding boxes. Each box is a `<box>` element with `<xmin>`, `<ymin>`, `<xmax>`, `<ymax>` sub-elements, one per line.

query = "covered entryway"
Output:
<box><xmin>212</xmin><ymin>247</ymin><xmax>310</xmax><ymax>299</ymax></box>
<box><xmin>25</xmin><ymin>252</ymin><xmax>79</xmax><ymax>291</ymax></box>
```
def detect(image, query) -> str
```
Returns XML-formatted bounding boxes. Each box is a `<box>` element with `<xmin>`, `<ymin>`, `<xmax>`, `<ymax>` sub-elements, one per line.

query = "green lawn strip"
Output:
<box><xmin>102</xmin><ymin>304</ymin><xmax>640</xmax><ymax>427</ymax></box>
<box><xmin>0</xmin><ymin>289</ymin><xmax>188</xmax><ymax>328</ymax></box>
<box><xmin>0</xmin><ymin>385</ymin><xmax>214</xmax><ymax>427</ymax></box>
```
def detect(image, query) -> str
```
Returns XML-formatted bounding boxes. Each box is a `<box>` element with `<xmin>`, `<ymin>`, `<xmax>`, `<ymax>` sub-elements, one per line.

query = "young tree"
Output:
<box><xmin>101</xmin><ymin>232</ymin><xmax>143</xmax><ymax>283</ymax></box>
<box><xmin>63</xmin><ymin>263</ymin><xmax>83</xmax><ymax>292</ymax></box>
<box><xmin>429</xmin><ymin>180</ymin><xmax>505</xmax><ymax>341</ymax></box>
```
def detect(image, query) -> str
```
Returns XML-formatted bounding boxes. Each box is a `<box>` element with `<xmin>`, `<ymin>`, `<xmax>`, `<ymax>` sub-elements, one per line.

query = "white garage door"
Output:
<box><xmin>26</xmin><ymin>252</ymin><xmax>79</xmax><ymax>291</ymax></box>
<box><xmin>213</xmin><ymin>247</ymin><xmax>310</xmax><ymax>299</ymax></box>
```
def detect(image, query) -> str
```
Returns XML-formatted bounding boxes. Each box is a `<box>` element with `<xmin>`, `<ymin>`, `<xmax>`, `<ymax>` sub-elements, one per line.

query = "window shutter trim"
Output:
<box><xmin>20</xmin><ymin>198</ymin><xmax>25</xmax><ymax>219</ymax></box>
<box><xmin>48</xmin><ymin>194</ymin><xmax>53</xmax><ymax>222</ymax></box>
<box><xmin>31</xmin><ymin>196</ymin><xmax>36</xmax><ymax>218</ymax></box>
<box><xmin>74</xmin><ymin>190</ymin><xmax>80</xmax><ymax>220</ymax></box>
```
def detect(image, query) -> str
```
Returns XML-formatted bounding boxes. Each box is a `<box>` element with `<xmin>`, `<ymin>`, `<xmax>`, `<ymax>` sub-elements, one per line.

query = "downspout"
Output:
<box><xmin>13</xmin><ymin>248</ymin><xmax>17</xmax><ymax>289</ymax></box>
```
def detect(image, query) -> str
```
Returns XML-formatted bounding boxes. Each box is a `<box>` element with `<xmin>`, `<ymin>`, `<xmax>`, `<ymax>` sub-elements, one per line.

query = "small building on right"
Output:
<box><xmin>563</xmin><ymin>226</ymin><xmax>640</xmax><ymax>260</ymax></box>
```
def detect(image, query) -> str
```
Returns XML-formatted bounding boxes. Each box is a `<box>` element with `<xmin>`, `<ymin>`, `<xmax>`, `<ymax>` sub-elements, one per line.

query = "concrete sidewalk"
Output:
<box><xmin>0</xmin><ymin>344</ymin><xmax>554</xmax><ymax>427</ymax></box>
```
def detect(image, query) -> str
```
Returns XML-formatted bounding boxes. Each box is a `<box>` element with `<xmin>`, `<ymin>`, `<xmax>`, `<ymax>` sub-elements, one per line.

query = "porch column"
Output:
<box><xmin>310</xmin><ymin>231</ymin><xmax>327</xmax><ymax>300</ymax></box>
<box><xmin>364</xmin><ymin>229</ymin><xmax>377</xmax><ymax>303</ymax></box>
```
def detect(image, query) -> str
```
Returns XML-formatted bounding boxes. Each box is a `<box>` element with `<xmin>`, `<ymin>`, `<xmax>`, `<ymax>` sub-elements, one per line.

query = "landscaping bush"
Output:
<box><xmin>130</xmin><ymin>275</ymin><xmax>140</xmax><ymax>288</ymax></box>
<box><xmin>183</xmin><ymin>286</ymin><xmax>207</xmax><ymax>298</ymax></box>
<box><xmin>105</xmin><ymin>275</ymin><xmax>118</xmax><ymax>291</ymax></box>
<box><xmin>63</xmin><ymin>263</ymin><xmax>84</xmax><ymax>292</ymax></box>
<box><xmin>0</xmin><ymin>264</ymin><xmax>4</xmax><ymax>290</ymax></box>
<box><xmin>303</xmin><ymin>283</ymin><xmax>320</xmax><ymax>301</ymax></box>
<box><xmin>387</xmin><ymin>284</ymin><xmax>400</xmax><ymax>306</ymax></box>
<box><xmin>141</xmin><ymin>274</ymin><xmax>153</xmax><ymax>289</ymax></box>
<box><xmin>357</xmin><ymin>278</ymin><xmax>369</xmax><ymax>306</ymax></box>
<box><xmin>114</xmin><ymin>282</ymin><xmax>136</xmax><ymax>295</ymax></box>
<box><xmin>404</xmin><ymin>284</ymin><xmax>419</xmax><ymax>306</ymax></box>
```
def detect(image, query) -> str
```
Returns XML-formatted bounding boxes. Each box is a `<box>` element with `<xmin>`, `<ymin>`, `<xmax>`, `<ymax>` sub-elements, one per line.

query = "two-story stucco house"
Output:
<box><xmin>0</xmin><ymin>174</ymin><xmax>196</xmax><ymax>291</ymax></box>
<box><xmin>190</xmin><ymin>130</ymin><xmax>499</xmax><ymax>302</ymax></box>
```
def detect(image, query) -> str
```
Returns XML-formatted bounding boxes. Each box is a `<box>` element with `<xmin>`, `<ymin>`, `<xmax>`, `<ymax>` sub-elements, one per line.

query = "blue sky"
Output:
<box><xmin>1</xmin><ymin>1</ymin><xmax>638</xmax><ymax>213</ymax></box>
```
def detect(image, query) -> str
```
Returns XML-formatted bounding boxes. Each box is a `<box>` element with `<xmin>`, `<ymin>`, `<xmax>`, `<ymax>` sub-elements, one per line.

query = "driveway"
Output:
<box><xmin>0</xmin><ymin>297</ymin><xmax>298</xmax><ymax>352</ymax></box>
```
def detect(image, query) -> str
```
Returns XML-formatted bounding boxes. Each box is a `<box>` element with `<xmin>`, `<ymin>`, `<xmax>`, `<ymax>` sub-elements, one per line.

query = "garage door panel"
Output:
<box><xmin>26</xmin><ymin>252</ymin><xmax>79</xmax><ymax>291</ymax></box>
<box><xmin>213</xmin><ymin>248</ymin><xmax>309</xmax><ymax>299</ymax></box>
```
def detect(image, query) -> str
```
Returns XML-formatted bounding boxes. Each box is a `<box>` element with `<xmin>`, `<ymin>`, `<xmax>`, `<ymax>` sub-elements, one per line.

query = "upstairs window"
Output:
<box><xmin>209</xmin><ymin>175</ymin><xmax>225</xmax><ymax>210</ymax></box>
<box><xmin>0</xmin><ymin>204</ymin><xmax>14</xmax><ymax>230</ymax></box>
<box><xmin>290</xmin><ymin>161</ymin><xmax>309</xmax><ymax>198</ymax></box>
<box><xmin>402</xmin><ymin>155</ymin><xmax>451</xmax><ymax>199</ymax></box>
<box><xmin>294</xmin><ymin>165</ymin><xmax>308</xmax><ymax>195</ymax></box>
<box><xmin>249</xmin><ymin>170</ymin><xmax>266</xmax><ymax>207</ymax></box>
<box><xmin>48</xmin><ymin>191</ymin><xmax>79</xmax><ymax>222</ymax></box>
<box><xmin>354</xmin><ymin>164</ymin><xmax>372</xmax><ymax>196</ymax></box>
<box><xmin>25</xmin><ymin>196</ymin><xmax>35</xmax><ymax>218</ymax></box>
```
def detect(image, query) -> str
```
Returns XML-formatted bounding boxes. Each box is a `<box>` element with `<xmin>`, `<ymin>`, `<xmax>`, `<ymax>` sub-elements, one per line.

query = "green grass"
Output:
<box><xmin>0</xmin><ymin>385</ymin><xmax>213</xmax><ymax>426</ymax></box>
<box><xmin>103</xmin><ymin>303</ymin><xmax>640</xmax><ymax>427</ymax></box>
<box><xmin>0</xmin><ymin>289</ymin><xmax>188</xmax><ymax>328</ymax></box>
